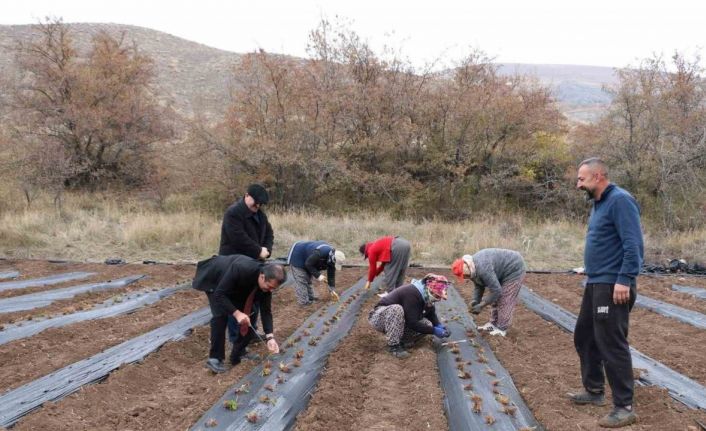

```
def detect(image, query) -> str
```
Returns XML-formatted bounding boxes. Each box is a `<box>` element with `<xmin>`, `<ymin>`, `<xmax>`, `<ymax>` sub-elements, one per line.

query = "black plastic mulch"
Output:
<box><xmin>435</xmin><ymin>285</ymin><xmax>542</xmax><ymax>431</ymax></box>
<box><xmin>0</xmin><ymin>272</ymin><xmax>95</xmax><ymax>292</ymax></box>
<box><xmin>0</xmin><ymin>307</ymin><xmax>211</xmax><ymax>428</ymax></box>
<box><xmin>189</xmin><ymin>277</ymin><xmax>374</xmax><ymax>431</ymax></box>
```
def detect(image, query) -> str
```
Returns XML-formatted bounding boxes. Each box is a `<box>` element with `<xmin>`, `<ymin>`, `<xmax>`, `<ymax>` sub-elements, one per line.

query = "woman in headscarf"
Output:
<box><xmin>368</xmin><ymin>274</ymin><xmax>452</xmax><ymax>358</ymax></box>
<box><xmin>451</xmin><ymin>249</ymin><xmax>527</xmax><ymax>337</ymax></box>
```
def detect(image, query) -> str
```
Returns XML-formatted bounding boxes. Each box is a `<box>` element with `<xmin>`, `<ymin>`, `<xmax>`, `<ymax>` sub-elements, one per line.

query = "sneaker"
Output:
<box><xmin>598</xmin><ymin>406</ymin><xmax>637</xmax><ymax>428</ymax></box>
<box><xmin>489</xmin><ymin>327</ymin><xmax>507</xmax><ymax>337</ymax></box>
<box><xmin>205</xmin><ymin>358</ymin><xmax>227</xmax><ymax>374</ymax></box>
<box><xmin>388</xmin><ymin>344</ymin><xmax>411</xmax><ymax>359</ymax></box>
<box><xmin>568</xmin><ymin>390</ymin><xmax>607</xmax><ymax>406</ymax></box>
<box><xmin>478</xmin><ymin>322</ymin><xmax>496</xmax><ymax>331</ymax></box>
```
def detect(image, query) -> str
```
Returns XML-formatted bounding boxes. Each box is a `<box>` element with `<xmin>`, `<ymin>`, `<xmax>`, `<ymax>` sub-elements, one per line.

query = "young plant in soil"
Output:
<box><xmin>485</xmin><ymin>415</ymin><xmax>496</xmax><ymax>425</ymax></box>
<box><xmin>486</xmin><ymin>368</ymin><xmax>497</xmax><ymax>377</ymax></box>
<box><xmin>259</xmin><ymin>394</ymin><xmax>276</xmax><ymax>405</ymax></box>
<box><xmin>223</xmin><ymin>399</ymin><xmax>239</xmax><ymax>411</ymax></box>
<box><xmin>501</xmin><ymin>405</ymin><xmax>517</xmax><ymax>416</ymax></box>
<box><xmin>463</xmin><ymin>383</ymin><xmax>473</xmax><ymax>391</ymax></box>
<box><xmin>234</xmin><ymin>383</ymin><xmax>250</xmax><ymax>394</ymax></box>
<box><xmin>458</xmin><ymin>371</ymin><xmax>471</xmax><ymax>379</ymax></box>
<box><xmin>205</xmin><ymin>418</ymin><xmax>218</xmax><ymax>427</ymax></box>
<box><xmin>276</xmin><ymin>374</ymin><xmax>286</xmax><ymax>384</ymax></box>
<box><xmin>294</xmin><ymin>349</ymin><xmax>305</xmax><ymax>359</ymax></box>
<box><xmin>303</xmin><ymin>330</ymin><xmax>311</xmax><ymax>336</ymax></box>
<box><xmin>293</xmin><ymin>358</ymin><xmax>302</xmax><ymax>367</ymax></box>
<box><xmin>246</xmin><ymin>411</ymin><xmax>259</xmax><ymax>423</ymax></box>
<box><xmin>495</xmin><ymin>394</ymin><xmax>510</xmax><ymax>405</ymax></box>
<box><xmin>279</xmin><ymin>362</ymin><xmax>292</xmax><ymax>373</ymax></box>
<box><xmin>264</xmin><ymin>384</ymin><xmax>274</xmax><ymax>392</ymax></box>
<box><xmin>471</xmin><ymin>393</ymin><xmax>483</xmax><ymax>414</ymax></box>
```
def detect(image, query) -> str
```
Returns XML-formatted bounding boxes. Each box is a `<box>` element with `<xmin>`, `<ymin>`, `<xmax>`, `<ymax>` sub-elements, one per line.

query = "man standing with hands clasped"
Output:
<box><xmin>569</xmin><ymin>158</ymin><xmax>643</xmax><ymax>428</ymax></box>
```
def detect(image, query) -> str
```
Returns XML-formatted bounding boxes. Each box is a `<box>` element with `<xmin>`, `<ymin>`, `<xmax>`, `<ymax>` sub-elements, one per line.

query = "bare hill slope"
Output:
<box><xmin>0</xmin><ymin>23</ymin><xmax>616</xmax><ymax>123</ymax></box>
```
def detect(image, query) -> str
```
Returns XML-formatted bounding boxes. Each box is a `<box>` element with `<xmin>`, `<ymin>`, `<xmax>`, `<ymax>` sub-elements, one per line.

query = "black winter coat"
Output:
<box><xmin>192</xmin><ymin>255</ymin><xmax>273</xmax><ymax>334</ymax></box>
<box><xmin>218</xmin><ymin>198</ymin><xmax>274</xmax><ymax>258</ymax></box>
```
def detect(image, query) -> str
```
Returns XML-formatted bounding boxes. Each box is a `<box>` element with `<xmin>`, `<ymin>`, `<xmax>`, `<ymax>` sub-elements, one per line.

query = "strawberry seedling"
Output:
<box><xmin>234</xmin><ymin>383</ymin><xmax>250</xmax><ymax>394</ymax></box>
<box><xmin>294</xmin><ymin>349</ymin><xmax>305</xmax><ymax>359</ymax></box>
<box><xmin>485</xmin><ymin>414</ymin><xmax>496</xmax><ymax>425</ymax></box>
<box><xmin>259</xmin><ymin>394</ymin><xmax>276</xmax><ymax>405</ymax></box>
<box><xmin>502</xmin><ymin>405</ymin><xmax>517</xmax><ymax>416</ymax></box>
<box><xmin>495</xmin><ymin>394</ymin><xmax>510</xmax><ymax>405</ymax></box>
<box><xmin>293</xmin><ymin>358</ymin><xmax>302</xmax><ymax>367</ymax></box>
<box><xmin>276</xmin><ymin>374</ymin><xmax>286</xmax><ymax>384</ymax></box>
<box><xmin>264</xmin><ymin>384</ymin><xmax>274</xmax><ymax>392</ymax></box>
<box><xmin>246</xmin><ymin>411</ymin><xmax>259</xmax><ymax>423</ymax></box>
<box><xmin>278</xmin><ymin>362</ymin><xmax>291</xmax><ymax>373</ymax></box>
<box><xmin>223</xmin><ymin>399</ymin><xmax>238</xmax><ymax>411</ymax></box>
<box><xmin>486</xmin><ymin>368</ymin><xmax>497</xmax><ymax>377</ymax></box>
<box><xmin>458</xmin><ymin>371</ymin><xmax>471</xmax><ymax>379</ymax></box>
<box><xmin>205</xmin><ymin>418</ymin><xmax>218</xmax><ymax>427</ymax></box>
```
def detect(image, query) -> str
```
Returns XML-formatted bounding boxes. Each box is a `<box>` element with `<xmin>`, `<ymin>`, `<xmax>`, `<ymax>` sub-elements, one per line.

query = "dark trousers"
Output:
<box><xmin>574</xmin><ymin>282</ymin><xmax>636</xmax><ymax>407</ymax></box>
<box><xmin>206</xmin><ymin>292</ymin><xmax>255</xmax><ymax>362</ymax></box>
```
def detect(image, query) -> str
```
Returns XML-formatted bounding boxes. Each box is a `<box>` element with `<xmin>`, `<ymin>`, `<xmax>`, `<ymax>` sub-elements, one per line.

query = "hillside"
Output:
<box><xmin>0</xmin><ymin>23</ymin><xmax>241</xmax><ymax>119</ymax></box>
<box><xmin>0</xmin><ymin>23</ymin><xmax>616</xmax><ymax>124</ymax></box>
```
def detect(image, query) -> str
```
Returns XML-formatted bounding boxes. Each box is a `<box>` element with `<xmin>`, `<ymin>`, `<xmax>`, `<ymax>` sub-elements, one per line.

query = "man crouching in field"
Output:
<box><xmin>192</xmin><ymin>254</ymin><xmax>286</xmax><ymax>373</ymax></box>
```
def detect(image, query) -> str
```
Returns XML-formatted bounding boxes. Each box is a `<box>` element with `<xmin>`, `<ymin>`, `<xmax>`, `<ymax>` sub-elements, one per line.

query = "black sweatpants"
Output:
<box><xmin>574</xmin><ymin>282</ymin><xmax>636</xmax><ymax>407</ymax></box>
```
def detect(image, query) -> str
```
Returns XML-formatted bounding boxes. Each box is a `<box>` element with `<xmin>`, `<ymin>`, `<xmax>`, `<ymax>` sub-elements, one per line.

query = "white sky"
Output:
<box><xmin>1</xmin><ymin>0</ymin><xmax>704</xmax><ymax>69</ymax></box>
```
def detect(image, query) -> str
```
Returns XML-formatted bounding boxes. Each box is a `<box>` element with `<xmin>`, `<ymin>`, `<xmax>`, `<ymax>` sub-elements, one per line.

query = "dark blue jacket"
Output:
<box><xmin>287</xmin><ymin>240</ymin><xmax>336</xmax><ymax>288</ymax></box>
<box><xmin>584</xmin><ymin>184</ymin><xmax>644</xmax><ymax>286</ymax></box>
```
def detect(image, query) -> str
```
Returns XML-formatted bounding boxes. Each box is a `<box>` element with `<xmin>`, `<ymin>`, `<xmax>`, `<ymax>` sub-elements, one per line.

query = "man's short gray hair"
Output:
<box><xmin>578</xmin><ymin>157</ymin><xmax>609</xmax><ymax>177</ymax></box>
<box><xmin>262</xmin><ymin>263</ymin><xmax>287</xmax><ymax>285</ymax></box>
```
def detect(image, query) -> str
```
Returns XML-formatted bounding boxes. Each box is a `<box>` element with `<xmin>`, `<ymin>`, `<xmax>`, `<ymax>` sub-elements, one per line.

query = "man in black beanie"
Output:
<box><xmin>219</xmin><ymin>183</ymin><xmax>274</xmax><ymax>259</ymax></box>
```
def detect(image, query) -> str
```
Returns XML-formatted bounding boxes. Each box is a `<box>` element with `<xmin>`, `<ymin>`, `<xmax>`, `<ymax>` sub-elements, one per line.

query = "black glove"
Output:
<box><xmin>471</xmin><ymin>303</ymin><xmax>483</xmax><ymax>314</ymax></box>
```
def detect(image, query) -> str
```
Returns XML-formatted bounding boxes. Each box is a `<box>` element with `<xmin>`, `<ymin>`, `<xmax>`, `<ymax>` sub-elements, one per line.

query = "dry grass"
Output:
<box><xmin>0</xmin><ymin>192</ymin><xmax>703</xmax><ymax>269</ymax></box>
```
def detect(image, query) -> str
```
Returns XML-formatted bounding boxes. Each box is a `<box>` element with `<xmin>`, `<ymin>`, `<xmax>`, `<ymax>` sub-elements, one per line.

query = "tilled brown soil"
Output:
<box><xmin>461</xmin><ymin>272</ymin><xmax>706</xmax><ymax>431</ymax></box>
<box><xmin>525</xmin><ymin>273</ymin><xmax>706</xmax><ymax>385</ymax></box>
<box><xmin>4</xmin><ymin>262</ymin><xmax>706</xmax><ymax>431</ymax></box>
<box><xmin>293</xmin><ymin>294</ymin><xmax>448</xmax><ymax>431</ymax></box>
<box><xmin>10</xmin><ymin>266</ymin><xmax>365</xmax><ymax>431</ymax></box>
<box><xmin>0</xmin><ymin>259</ymin><xmax>195</xmax><ymax>325</ymax></box>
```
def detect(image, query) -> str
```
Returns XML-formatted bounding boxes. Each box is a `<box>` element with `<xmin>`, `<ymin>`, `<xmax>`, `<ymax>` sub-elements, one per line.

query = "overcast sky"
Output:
<box><xmin>1</xmin><ymin>0</ymin><xmax>704</xmax><ymax>69</ymax></box>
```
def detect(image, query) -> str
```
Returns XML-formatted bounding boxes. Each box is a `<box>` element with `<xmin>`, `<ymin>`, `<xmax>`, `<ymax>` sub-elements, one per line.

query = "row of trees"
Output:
<box><xmin>575</xmin><ymin>54</ymin><xmax>706</xmax><ymax>228</ymax></box>
<box><xmin>1</xmin><ymin>19</ymin><xmax>704</xmax><ymax>227</ymax></box>
<box><xmin>191</xmin><ymin>20</ymin><xmax>571</xmax><ymax>219</ymax></box>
